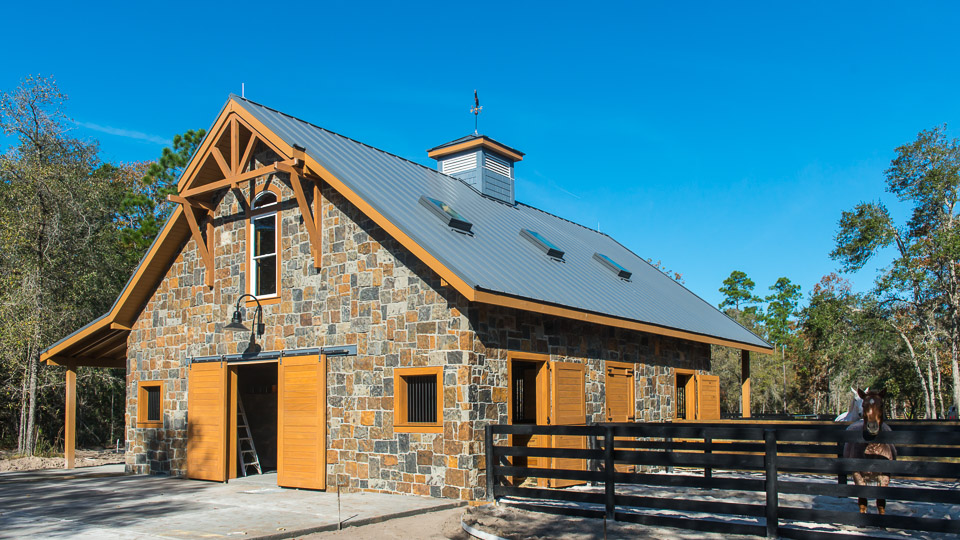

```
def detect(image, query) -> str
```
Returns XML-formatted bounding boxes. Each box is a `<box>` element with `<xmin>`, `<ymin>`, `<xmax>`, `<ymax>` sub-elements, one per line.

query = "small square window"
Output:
<box><xmin>137</xmin><ymin>382</ymin><xmax>164</xmax><ymax>428</ymax></box>
<box><xmin>393</xmin><ymin>366</ymin><xmax>443</xmax><ymax>433</ymax></box>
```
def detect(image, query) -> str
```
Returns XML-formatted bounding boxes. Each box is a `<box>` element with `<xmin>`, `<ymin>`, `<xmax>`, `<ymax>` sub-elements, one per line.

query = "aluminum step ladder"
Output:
<box><xmin>237</xmin><ymin>396</ymin><xmax>262</xmax><ymax>476</ymax></box>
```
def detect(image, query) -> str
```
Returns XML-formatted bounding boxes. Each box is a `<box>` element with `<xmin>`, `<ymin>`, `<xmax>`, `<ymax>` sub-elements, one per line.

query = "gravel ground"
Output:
<box><xmin>0</xmin><ymin>449</ymin><xmax>123</xmax><ymax>472</ymax></box>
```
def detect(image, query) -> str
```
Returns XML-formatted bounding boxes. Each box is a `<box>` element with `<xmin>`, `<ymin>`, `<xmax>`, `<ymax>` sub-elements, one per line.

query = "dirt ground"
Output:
<box><xmin>304</xmin><ymin>503</ymin><xmax>750</xmax><ymax>540</ymax></box>
<box><xmin>0</xmin><ymin>449</ymin><xmax>124</xmax><ymax>473</ymax></box>
<box><xmin>304</xmin><ymin>506</ymin><xmax>471</xmax><ymax>539</ymax></box>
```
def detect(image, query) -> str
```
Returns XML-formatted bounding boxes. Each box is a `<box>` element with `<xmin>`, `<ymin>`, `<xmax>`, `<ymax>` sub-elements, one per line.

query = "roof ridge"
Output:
<box><xmin>231</xmin><ymin>94</ymin><xmax>489</xmax><ymax>198</ymax></box>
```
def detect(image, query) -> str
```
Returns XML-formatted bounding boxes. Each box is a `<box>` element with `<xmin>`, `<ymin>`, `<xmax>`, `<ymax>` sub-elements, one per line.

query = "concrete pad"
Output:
<box><xmin>0</xmin><ymin>465</ymin><xmax>462</xmax><ymax>539</ymax></box>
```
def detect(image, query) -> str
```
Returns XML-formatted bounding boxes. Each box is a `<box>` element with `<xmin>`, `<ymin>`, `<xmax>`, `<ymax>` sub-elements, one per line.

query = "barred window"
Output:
<box><xmin>394</xmin><ymin>367</ymin><xmax>443</xmax><ymax>433</ymax></box>
<box><xmin>137</xmin><ymin>382</ymin><xmax>163</xmax><ymax>428</ymax></box>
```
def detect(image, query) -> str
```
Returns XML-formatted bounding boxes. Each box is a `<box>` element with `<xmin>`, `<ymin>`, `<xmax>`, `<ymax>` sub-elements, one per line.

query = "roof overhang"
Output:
<box><xmin>427</xmin><ymin>136</ymin><xmax>524</xmax><ymax>162</ymax></box>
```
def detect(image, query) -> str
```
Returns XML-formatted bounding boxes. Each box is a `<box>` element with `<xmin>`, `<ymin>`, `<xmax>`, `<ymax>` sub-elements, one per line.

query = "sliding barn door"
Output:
<box><xmin>187</xmin><ymin>361</ymin><xmax>229</xmax><ymax>481</ymax></box>
<box><xmin>696</xmin><ymin>374</ymin><xmax>721</xmax><ymax>420</ymax></box>
<box><xmin>549</xmin><ymin>361</ymin><xmax>586</xmax><ymax>488</ymax></box>
<box><xmin>278</xmin><ymin>354</ymin><xmax>326</xmax><ymax>490</ymax></box>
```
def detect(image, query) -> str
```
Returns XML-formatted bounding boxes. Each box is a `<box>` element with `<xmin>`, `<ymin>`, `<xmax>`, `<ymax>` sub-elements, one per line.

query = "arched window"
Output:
<box><xmin>250</xmin><ymin>190</ymin><xmax>279</xmax><ymax>297</ymax></box>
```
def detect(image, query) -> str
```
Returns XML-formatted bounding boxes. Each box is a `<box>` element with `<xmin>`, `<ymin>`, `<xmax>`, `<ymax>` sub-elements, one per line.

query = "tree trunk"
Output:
<box><xmin>24</xmin><ymin>347</ymin><xmax>38</xmax><ymax>455</ymax></box>
<box><xmin>896</xmin><ymin>325</ymin><xmax>933</xmax><ymax>419</ymax></box>
<box><xmin>17</xmin><ymin>367</ymin><xmax>28</xmax><ymax>454</ymax></box>
<box><xmin>952</xmin><ymin>335</ymin><xmax>960</xmax><ymax>411</ymax></box>
<box><xmin>926</xmin><ymin>356</ymin><xmax>938</xmax><ymax>420</ymax></box>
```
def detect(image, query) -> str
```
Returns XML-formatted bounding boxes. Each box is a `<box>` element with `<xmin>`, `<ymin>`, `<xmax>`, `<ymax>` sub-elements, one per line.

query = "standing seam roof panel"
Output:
<box><xmin>236</xmin><ymin>96</ymin><xmax>769</xmax><ymax>349</ymax></box>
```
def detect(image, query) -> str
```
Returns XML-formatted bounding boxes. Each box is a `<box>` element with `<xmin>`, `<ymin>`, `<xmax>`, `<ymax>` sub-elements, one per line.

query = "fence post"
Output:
<box><xmin>604</xmin><ymin>424</ymin><xmax>615</xmax><ymax>520</ymax></box>
<box><xmin>764</xmin><ymin>429</ymin><xmax>778</xmax><ymax>539</ymax></box>
<box><xmin>837</xmin><ymin>441</ymin><xmax>847</xmax><ymax>485</ymax></box>
<box><xmin>704</xmin><ymin>434</ymin><xmax>712</xmax><ymax>485</ymax></box>
<box><xmin>485</xmin><ymin>424</ymin><xmax>495</xmax><ymax>501</ymax></box>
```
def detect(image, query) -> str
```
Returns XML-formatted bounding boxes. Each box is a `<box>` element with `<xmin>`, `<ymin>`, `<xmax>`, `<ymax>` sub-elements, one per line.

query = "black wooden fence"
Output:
<box><xmin>485</xmin><ymin>422</ymin><xmax>960</xmax><ymax>539</ymax></box>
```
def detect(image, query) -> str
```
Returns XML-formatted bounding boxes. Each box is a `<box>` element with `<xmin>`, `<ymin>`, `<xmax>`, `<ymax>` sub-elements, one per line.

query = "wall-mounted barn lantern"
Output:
<box><xmin>226</xmin><ymin>294</ymin><xmax>266</xmax><ymax>353</ymax></box>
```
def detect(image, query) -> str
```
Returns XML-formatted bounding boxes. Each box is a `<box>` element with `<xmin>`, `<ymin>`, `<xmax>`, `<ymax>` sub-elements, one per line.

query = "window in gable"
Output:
<box><xmin>521</xmin><ymin>228</ymin><xmax>565</xmax><ymax>261</ymax></box>
<box><xmin>419</xmin><ymin>196</ymin><xmax>472</xmax><ymax>234</ymax></box>
<box><xmin>593</xmin><ymin>252</ymin><xmax>632</xmax><ymax>281</ymax></box>
<box><xmin>250</xmin><ymin>190</ymin><xmax>279</xmax><ymax>298</ymax></box>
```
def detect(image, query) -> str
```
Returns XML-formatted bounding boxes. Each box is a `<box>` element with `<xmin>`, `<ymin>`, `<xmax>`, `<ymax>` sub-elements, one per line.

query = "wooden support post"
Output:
<box><xmin>485</xmin><ymin>424</ymin><xmax>495</xmax><ymax>501</ymax></box>
<box><xmin>65</xmin><ymin>362</ymin><xmax>76</xmax><ymax>470</ymax></box>
<box><xmin>604</xmin><ymin>424</ymin><xmax>615</xmax><ymax>520</ymax></box>
<box><xmin>764</xmin><ymin>429</ymin><xmax>778</xmax><ymax>539</ymax></box>
<box><xmin>741</xmin><ymin>350</ymin><xmax>751</xmax><ymax>418</ymax></box>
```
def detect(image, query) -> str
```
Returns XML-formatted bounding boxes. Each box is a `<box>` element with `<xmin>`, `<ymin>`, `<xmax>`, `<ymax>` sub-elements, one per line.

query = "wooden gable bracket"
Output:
<box><xmin>177</xmin><ymin>198</ymin><xmax>215</xmax><ymax>288</ymax></box>
<box><xmin>275</xmin><ymin>149</ymin><xmax>322</xmax><ymax>269</ymax></box>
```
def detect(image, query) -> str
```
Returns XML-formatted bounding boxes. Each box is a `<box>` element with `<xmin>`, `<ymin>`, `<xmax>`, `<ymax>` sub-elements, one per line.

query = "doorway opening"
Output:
<box><xmin>675</xmin><ymin>370</ymin><xmax>695</xmax><ymax>420</ymax></box>
<box><xmin>234</xmin><ymin>363</ymin><xmax>278</xmax><ymax>475</ymax></box>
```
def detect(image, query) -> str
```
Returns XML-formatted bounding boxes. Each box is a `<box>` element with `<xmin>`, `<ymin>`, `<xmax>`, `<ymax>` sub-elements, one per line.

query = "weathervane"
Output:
<box><xmin>471</xmin><ymin>90</ymin><xmax>482</xmax><ymax>135</ymax></box>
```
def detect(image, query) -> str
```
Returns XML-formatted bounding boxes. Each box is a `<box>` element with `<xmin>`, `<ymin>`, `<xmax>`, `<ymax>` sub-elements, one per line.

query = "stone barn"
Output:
<box><xmin>41</xmin><ymin>95</ymin><xmax>770</xmax><ymax>500</ymax></box>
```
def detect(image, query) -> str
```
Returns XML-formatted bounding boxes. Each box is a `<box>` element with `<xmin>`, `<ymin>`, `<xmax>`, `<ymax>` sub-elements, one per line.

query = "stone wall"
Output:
<box><xmin>124</xmin><ymin>167</ymin><xmax>711</xmax><ymax>499</ymax></box>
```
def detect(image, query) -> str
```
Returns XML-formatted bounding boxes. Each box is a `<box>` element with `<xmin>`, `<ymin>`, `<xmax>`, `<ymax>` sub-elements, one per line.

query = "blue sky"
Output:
<box><xmin>4</xmin><ymin>1</ymin><xmax>959</xmax><ymax>309</ymax></box>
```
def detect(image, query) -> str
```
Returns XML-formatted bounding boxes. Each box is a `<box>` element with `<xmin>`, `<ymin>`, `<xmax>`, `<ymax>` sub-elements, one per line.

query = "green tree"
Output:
<box><xmin>832</xmin><ymin>125</ymin><xmax>960</xmax><ymax>416</ymax></box>
<box><xmin>119</xmin><ymin>129</ymin><xmax>204</xmax><ymax>260</ymax></box>
<box><xmin>719</xmin><ymin>270</ymin><xmax>760</xmax><ymax>311</ymax></box>
<box><xmin>765</xmin><ymin>277</ymin><xmax>802</xmax><ymax>348</ymax></box>
<box><xmin>0</xmin><ymin>75</ymin><xmax>124</xmax><ymax>452</ymax></box>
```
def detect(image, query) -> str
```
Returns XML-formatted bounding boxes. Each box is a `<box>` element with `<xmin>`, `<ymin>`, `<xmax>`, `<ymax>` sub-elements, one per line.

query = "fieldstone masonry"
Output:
<box><xmin>125</xmin><ymin>167</ymin><xmax>711</xmax><ymax>500</ymax></box>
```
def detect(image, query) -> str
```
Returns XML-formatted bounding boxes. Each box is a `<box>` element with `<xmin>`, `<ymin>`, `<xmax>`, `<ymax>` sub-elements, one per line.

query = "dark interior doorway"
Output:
<box><xmin>236</xmin><ymin>363</ymin><xmax>278</xmax><ymax>474</ymax></box>
<box><xmin>511</xmin><ymin>361</ymin><xmax>541</xmax><ymax>424</ymax></box>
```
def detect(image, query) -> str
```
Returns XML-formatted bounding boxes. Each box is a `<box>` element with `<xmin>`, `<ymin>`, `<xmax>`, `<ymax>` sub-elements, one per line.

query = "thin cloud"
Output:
<box><xmin>75</xmin><ymin>120</ymin><xmax>171</xmax><ymax>146</ymax></box>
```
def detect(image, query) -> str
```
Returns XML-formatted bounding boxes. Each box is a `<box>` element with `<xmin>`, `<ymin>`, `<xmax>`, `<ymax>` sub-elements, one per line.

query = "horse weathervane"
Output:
<box><xmin>471</xmin><ymin>90</ymin><xmax>482</xmax><ymax>135</ymax></box>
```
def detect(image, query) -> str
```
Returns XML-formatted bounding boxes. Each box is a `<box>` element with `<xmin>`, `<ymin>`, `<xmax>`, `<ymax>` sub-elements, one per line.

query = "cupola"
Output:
<box><xmin>427</xmin><ymin>135</ymin><xmax>524</xmax><ymax>205</ymax></box>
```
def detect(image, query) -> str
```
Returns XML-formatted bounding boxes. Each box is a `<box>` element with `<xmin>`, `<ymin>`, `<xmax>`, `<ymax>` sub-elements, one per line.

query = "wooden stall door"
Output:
<box><xmin>605</xmin><ymin>362</ymin><xmax>636</xmax><ymax>473</ymax></box>
<box><xmin>549</xmin><ymin>361</ymin><xmax>586</xmax><ymax>488</ymax></box>
<box><xmin>278</xmin><ymin>354</ymin><xmax>326</xmax><ymax>490</ymax></box>
<box><xmin>696</xmin><ymin>374</ymin><xmax>720</xmax><ymax>420</ymax></box>
<box><xmin>187</xmin><ymin>361</ymin><xmax>229</xmax><ymax>481</ymax></box>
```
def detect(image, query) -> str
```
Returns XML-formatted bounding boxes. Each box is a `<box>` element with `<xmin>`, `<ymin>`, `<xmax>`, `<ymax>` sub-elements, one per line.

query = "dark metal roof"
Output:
<box><xmin>427</xmin><ymin>134</ymin><xmax>525</xmax><ymax>158</ymax></box>
<box><xmin>234</xmin><ymin>95</ymin><xmax>770</xmax><ymax>350</ymax></box>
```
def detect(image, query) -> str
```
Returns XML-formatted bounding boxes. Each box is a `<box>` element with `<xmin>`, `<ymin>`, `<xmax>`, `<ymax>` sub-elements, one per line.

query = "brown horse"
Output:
<box><xmin>843</xmin><ymin>388</ymin><xmax>896</xmax><ymax>514</ymax></box>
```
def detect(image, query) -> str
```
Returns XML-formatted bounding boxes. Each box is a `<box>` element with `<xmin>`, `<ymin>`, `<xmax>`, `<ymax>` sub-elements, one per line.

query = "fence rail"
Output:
<box><xmin>485</xmin><ymin>422</ymin><xmax>960</xmax><ymax>539</ymax></box>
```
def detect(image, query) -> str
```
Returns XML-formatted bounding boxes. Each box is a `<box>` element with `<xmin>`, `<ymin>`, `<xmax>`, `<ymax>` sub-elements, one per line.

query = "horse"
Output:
<box><xmin>835</xmin><ymin>387</ymin><xmax>863</xmax><ymax>422</ymax></box>
<box><xmin>843</xmin><ymin>388</ymin><xmax>896</xmax><ymax>514</ymax></box>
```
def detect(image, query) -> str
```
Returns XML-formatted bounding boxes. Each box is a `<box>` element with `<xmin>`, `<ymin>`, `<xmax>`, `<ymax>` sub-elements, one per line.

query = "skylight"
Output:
<box><xmin>419</xmin><ymin>196</ymin><xmax>472</xmax><ymax>234</ymax></box>
<box><xmin>593</xmin><ymin>253</ymin><xmax>632</xmax><ymax>280</ymax></box>
<box><xmin>521</xmin><ymin>229</ymin><xmax>564</xmax><ymax>260</ymax></box>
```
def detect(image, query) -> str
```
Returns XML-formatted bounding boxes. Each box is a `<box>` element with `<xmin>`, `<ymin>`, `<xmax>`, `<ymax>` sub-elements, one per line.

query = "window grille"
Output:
<box><xmin>405</xmin><ymin>375</ymin><xmax>437</xmax><ymax>423</ymax></box>
<box><xmin>146</xmin><ymin>387</ymin><xmax>161</xmax><ymax>422</ymax></box>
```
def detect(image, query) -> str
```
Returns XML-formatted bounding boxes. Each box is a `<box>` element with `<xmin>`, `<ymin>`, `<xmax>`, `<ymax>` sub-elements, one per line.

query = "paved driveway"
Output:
<box><xmin>0</xmin><ymin>465</ymin><xmax>462</xmax><ymax>539</ymax></box>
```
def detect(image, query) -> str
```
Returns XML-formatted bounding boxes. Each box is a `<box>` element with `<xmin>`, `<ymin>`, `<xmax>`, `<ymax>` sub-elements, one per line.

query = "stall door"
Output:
<box><xmin>605</xmin><ymin>362</ymin><xmax>636</xmax><ymax>473</ymax></box>
<box><xmin>696</xmin><ymin>374</ymin><xmax>721</xmax><ymax>420</ymax></box>
<box><xmin>549</xmin><ymin>361</ymin><xmax>586</xmax><ymax>488</ymax></box>
<box><xmin>277</xmin><ymin>354</ymin><xmax>326</xmax><ymax>490</ymax></box>
<box><xmin>187</xmin><ymin>361</ymin><xmax>229</xmax><ymax>481</ymax></box>
<box><xmin>605</xmin><ymin>362</ymin><xmax>635</xmax><ymax>422</ymax></box>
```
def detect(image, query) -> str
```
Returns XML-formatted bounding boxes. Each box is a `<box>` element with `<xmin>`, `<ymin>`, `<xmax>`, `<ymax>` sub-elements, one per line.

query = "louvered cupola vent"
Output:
<box><xmin>427</xmin><ymin>135</ymin><xmax>524</xmax><ymax>205</ymax></box>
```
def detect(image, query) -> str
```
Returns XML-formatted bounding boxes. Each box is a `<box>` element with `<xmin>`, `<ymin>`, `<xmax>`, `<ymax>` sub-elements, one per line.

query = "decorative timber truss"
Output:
<box><xmin>169</xmin><ymin>113</ymin><xmax>325</xmax><ymax>283</ymax></box>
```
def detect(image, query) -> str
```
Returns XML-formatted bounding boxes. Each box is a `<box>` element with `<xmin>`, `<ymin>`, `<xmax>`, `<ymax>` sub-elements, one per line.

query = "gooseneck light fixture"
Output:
<box><xmin>226</xmin><ymin>294</ymin><xmax>266</xmax><ymax>353</ymax></box>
